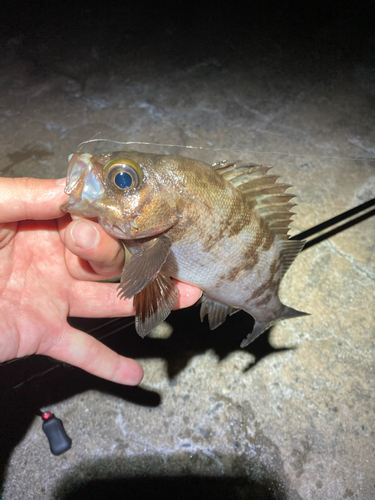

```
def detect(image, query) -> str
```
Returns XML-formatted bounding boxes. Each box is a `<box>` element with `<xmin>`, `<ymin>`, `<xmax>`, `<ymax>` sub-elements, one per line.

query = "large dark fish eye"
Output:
<box><xmin>114</xmin><ymin>170</ymin><xmax>133</xmax><ymax>189</ymax></box>
<box><xmin>104</xmin><ymin>159</ymin><xmax>143</xmax><ymax>191</ymax></box>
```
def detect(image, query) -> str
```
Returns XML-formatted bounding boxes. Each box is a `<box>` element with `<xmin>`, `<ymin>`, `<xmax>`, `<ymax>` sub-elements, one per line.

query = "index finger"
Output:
<box><xmin>0</xmin><ymin>177</ymin><xmax>68</xmax><ymax>222</ymax></box>
<box><xmin>44</xmin><ymin>324</ymin><xmax>144</xmax><ymax>385</ymax></box>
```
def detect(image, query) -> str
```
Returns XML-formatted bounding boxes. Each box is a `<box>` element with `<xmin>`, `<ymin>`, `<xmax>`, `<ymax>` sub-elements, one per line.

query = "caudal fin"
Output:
<box><xmin>240</xmin><ymin>305</ymin><xmax>309</xmax><ymax>348</ymax></box>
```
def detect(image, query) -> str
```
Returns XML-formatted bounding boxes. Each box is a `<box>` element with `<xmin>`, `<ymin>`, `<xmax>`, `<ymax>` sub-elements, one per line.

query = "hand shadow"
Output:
<box><xmin>0</xmin><ymin>306</ymin><xmax>294</xmax><ymax>485</ymax></box>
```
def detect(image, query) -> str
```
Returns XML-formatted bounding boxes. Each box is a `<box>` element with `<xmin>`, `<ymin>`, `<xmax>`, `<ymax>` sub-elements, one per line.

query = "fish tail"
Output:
<box><xmin>240</xmin><ymin>305</ymin><xmax>309</xmax><ymax>348</ymax></box>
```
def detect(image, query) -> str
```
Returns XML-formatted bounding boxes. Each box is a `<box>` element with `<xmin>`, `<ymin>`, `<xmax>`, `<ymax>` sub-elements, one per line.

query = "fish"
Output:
<box><xmin>62</xmin><ymin>149</ymin><xmax>308</xmax><ymax>347</ymax></box>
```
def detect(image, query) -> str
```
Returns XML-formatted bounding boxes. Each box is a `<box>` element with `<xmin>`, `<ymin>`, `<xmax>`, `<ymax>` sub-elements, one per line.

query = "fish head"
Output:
<box><xmin>62</xmin><ymin>150</ymin><xmax>184</xmax><ymax>239</ymax></box>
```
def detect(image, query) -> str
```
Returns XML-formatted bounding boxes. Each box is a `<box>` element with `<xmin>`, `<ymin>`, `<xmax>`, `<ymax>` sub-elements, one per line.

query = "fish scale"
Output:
<box><xmin>63</xmin><ymin>150</ymin><xmax>308</xmax><ymax>346</ymax></box>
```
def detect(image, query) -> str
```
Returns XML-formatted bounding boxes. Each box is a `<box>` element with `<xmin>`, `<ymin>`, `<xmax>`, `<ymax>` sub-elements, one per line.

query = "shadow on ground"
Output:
<box><xmin>76</xmin><ymin>306</ymin><xmax>291</xmax><ymax>379</ymax></box>
<box><xmin>53</xmin><ymin>453</ymin><xmax>301</xmax><ymax>500</ymax></box>
<box><xmin>0</xmin><ymin>306</ymin><xmax>291</xmax><ymax>485</ymax></box>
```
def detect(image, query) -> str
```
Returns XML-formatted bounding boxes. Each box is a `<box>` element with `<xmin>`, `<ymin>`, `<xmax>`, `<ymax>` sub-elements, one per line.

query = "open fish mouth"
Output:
<box><xmin>64</xmin><ymin>153</ymin><xmax>92</xmax><ymax>193</ymax></box>
<box><xmin>62</xmin><ymin>152</ymin><xmax>105</xmax><ymax>217</ymax></box>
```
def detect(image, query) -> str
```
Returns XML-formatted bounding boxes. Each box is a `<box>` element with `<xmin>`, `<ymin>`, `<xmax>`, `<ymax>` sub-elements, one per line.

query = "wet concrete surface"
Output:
<box><xmin>0</xmin><ymin>1</ymin><xmax>374</xmax><ymax>499</ymax></box>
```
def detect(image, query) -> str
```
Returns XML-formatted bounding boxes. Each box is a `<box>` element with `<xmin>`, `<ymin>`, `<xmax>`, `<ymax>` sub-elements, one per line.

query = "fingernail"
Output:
<box><xmin>56</xmin><ymin>177</ymin><xmax>67</xmax><ymax>186</ymax></box>
<box><xmin>71</xmin><ymin>220</ymin><xmax>99</xmax><ymax>249</ymax></box>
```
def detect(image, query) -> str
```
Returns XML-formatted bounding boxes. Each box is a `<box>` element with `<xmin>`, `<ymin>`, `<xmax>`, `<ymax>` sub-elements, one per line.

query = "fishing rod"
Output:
<box><xmin>291</xmin><ymin>198</ymin><xmax>375</xmax><ymax>249</ymax></box>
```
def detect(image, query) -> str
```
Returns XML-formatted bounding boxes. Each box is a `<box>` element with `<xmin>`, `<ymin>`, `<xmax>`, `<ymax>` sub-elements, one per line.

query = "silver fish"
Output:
<box><xmin>63</xmin><ymin>150</ymin><xmax>308</xmax><ymax>346</ymax></box>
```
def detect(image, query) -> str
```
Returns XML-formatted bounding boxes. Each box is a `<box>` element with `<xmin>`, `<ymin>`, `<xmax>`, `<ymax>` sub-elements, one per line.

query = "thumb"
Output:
<box><xmin>0</xmin><ymin>177</ymin><xmax>68</xmax><ymax>223</ymax></box>
<box><xmin>44</xmin><ymin>324</ymin><xmax>144</xmax><ymax>386</ymax></box>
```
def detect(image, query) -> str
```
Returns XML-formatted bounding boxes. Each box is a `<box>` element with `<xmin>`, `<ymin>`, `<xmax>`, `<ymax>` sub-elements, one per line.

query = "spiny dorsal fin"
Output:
<box><xmin>213</xmin><ymin>160</ymin><xmax>297</xmax><ymax>241</ymax></box>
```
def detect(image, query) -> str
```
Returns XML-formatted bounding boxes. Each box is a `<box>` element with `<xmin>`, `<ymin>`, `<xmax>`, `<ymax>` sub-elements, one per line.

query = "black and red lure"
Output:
<box><xmin>37</xmin><ymin>411</ymin><xmax>72</xmax><ymax>456</ymax></box>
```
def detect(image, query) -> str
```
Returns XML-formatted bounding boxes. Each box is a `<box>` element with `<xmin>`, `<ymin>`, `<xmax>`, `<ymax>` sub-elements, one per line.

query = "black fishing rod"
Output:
<box><xmin>291</xmin><ymin>198</ymin><xmax>375</xmax><ymax>250</ymax></box>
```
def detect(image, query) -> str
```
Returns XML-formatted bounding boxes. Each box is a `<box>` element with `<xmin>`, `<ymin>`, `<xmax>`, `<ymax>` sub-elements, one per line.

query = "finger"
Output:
<box><xmin>64</xmin><ymin>219</ymin><xmax>125</xmax><ymax>280</ymax></box>
<box><xmin>69</xmin><ymin>281</ymin><xmax>135</xmax><ymax>317</ymax></box>
<box><xmin>0</xmin><ymin>178</ymin><xmax>68</xmax><ymax>223</ymax></box>
<box><xmin>172</xmin><ymin>281</ymin><xmax>202</xmax><ymax>309</ymax></box>
<box><xmin>69</xmin><ymin>280</ymin><xmax>202</xmax><ymax>317</ymax></box>
<box><xmin>44</xmin><ymin>325</ymin><xmax>144</xmax><ymax>385</ymax></box>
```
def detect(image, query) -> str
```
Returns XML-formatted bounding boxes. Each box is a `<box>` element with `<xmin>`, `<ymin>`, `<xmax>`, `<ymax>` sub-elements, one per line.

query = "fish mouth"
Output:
<box><xmin>64</xmin><ymin>153</ymin><xmax>92</xmax><ymax>195</ymax></box>
<box><xmin>61</xmin><ymin>198</ymin><xmax>98</xmax><ymax>217</ymax></box>
<box><xmin>62</xmin><ymin>153</ymin><xmax>104</xmax><ymax>217</ymax></box>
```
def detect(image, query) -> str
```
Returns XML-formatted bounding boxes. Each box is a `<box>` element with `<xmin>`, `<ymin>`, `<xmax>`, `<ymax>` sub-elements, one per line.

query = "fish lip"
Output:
<box><xmin>64</xmin><ymin>153</ymin><xmax>93</xmax><ymax>195</ymax></box>
<box><xmin>61</xmin><ymin>192</ymin><xmax>81</xmax><ymax>212</ymax></box>
<box><xmin>61</xmin><ymin>197</ymin><xmax>97</xmax><ymax>216</ymax></box>
<box><xmin>112</xmin><ymin>226</ymin><xmax>129</xmax><ymax>238</ymax></box>
<box><xmin>62</xmin><ymin>186</ymin><xmax>102</xmax><ymax>218</ymax></box>
<box><xmin>62</xmin><ymin>153</ymin><xmax>105</xmax><ymax>217</ymax></box>
<box><xmin>61</xmin><ymin>198</ymin><xmax>74</xmax><ymax>212</ymax></box>
<box><xmin>100</xmin><ymin>220</ymin><xmax>131</xmax><ymax>239</ymax></box>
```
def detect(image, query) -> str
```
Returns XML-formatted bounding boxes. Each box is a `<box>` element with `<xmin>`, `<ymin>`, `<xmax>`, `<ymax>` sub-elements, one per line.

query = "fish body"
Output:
<box><xmin>63</xmin><ymin>150</ymin><xmax>307</xmax><ymax>346</ymax></box>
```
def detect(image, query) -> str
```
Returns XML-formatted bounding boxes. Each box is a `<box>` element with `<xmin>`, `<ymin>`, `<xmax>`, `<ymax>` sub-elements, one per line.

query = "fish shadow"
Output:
<box><xmin>71</xmin><ymin>306</ymin><xmax>293</xmax><ymax>379</ymax></box>
<box><xmin>0</xmin><ymin>309</ymin><xmax>292</xmax><ymax>484</ymax></box>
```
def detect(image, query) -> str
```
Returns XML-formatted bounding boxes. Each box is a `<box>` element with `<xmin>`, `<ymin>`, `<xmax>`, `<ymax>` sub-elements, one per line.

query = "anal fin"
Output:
<box><xmin>200</xmin><ymin>295</ymin><xmax>239</xmax><ymax>330</ymax></box>
<box><xmin>118</xmin><ymin>234</ymin><xmax>172</xmax><ymax>300</ymax></box>
<box><xmin>133</xmin><ymin>272</ymin><xmax>179</xmax><ymax>338</ymax></box>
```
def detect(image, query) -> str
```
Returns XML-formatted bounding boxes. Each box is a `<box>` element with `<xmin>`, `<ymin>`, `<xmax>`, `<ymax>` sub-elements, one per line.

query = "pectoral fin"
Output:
<box><xmin>133</xmin><ymin>272</ymin><xmax>179</xmax><ymax>338</ymax></box>
<box><xmin>200</xmin><ymin>295</ymin><xmax>239</xmax><ymax>330</ymax></box>
<box><xmin>118</xmin><ymin>234</ymin><xmax>172</xmax><ymax>300</ymax></box>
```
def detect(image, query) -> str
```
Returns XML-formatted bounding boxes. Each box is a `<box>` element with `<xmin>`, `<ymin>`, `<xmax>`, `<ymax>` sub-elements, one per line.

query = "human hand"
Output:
<box><xmin>0</xmin><ymin>177</ymin><xmax>202</xmax><ymax>385</ymax></box>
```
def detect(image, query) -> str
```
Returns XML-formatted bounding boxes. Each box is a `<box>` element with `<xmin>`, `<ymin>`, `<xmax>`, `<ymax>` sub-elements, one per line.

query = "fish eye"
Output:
<box><xmin>104</xmin><ymin>159</ymin><xmax>143</xmax><ymax>191</ymax></box>
<box><xmin>113</xmin><ymin>170</ymin><xmax>133</xmax><ymax>189</ymax></box>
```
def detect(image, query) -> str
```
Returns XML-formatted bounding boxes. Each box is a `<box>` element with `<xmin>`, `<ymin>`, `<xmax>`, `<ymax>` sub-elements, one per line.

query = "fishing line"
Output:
<box><xmin>78</xmin><ymin>138</ymin><xmax>375</xmax><ymax>163</ymax></box>
<box><xmin>0</xmin><ymin>318</ymin><xmax>134</xmax><ymax>384</ymax></box>
<box><xmin>96</xmin><ymin>320</ymin><xmax>135</xmax><ymax>342</ymax></box>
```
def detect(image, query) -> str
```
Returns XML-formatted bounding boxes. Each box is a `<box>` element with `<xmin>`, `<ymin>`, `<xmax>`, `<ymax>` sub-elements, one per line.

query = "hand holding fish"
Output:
<box><xmin>0</xmin><ymin>177</ymin><xmax>202</xmax><ymax>384</ymax></box>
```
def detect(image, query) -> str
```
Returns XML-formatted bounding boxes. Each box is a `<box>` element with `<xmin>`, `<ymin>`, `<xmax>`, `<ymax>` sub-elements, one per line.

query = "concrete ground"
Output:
<box><xmin>0</xmin><ymin>1</ymin><xmax>374</xmax><ymax>499</ymax></box>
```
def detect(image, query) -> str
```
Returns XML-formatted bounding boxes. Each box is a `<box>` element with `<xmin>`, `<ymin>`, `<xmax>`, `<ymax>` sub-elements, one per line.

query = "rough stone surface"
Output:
<box><xmin>1</xmin><ymin>2</ymin><xmax>374</xmax><ymax>499</ymax></box>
